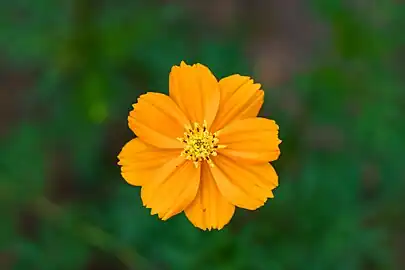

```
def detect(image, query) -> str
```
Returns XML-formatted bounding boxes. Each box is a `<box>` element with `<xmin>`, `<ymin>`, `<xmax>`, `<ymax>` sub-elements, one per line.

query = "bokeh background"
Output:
<box><xmin>1</xmin><ymin>1</ymin><xmax>405</xmax><ymax>269</ymax></box>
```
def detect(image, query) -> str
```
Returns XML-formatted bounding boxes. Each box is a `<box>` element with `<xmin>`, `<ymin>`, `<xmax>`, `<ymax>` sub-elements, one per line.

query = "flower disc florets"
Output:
<box><xmin>178</xmin><ymin>121</ymin><xmax>221</xmax><ymax>168</ymax></box>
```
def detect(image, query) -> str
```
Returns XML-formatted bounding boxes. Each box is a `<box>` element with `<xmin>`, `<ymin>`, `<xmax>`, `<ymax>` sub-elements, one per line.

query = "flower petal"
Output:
<box><xmin>217</xmin><ymin>117</ymin><xmax>281</xmax><ymax>163</ymax></box>
<box><xmin>211</xmin><ymin>74</ymin><xmax>264</xmax><ymax>131</ymax></box>
<box><xmin>141</xmin><ymin>157</ymin><xmax>200</xmax><ymax>221</ymax></box>
<box><xmin>118</xmin><ymin>139</ymin><xmax>180</xmax><ymax>186</ymax></box>
<box><xmin>210</xmin><ymin>155</ymin><xmax>278</xmax><ymax>210</ymax></box>
<box><xmin>129</xmin><ymin>92</ymin><xmax>189</xmax><ymax>148</ymax></box>
<box><xmin>169</xmin><ymin>61</ymin><xmax>220</xmax><ymax>128</ymax></box>
<box><xmin>185</xmin><ymin>163</ymin><xmax>235</xmax><ymax>231</ymax></box>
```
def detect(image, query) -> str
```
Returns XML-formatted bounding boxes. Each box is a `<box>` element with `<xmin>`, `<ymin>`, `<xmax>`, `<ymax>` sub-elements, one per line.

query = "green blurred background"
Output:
<box><xmin>1</xmin><ymin>1</ymin><xmax>405</xmax><ymax>269</ymax></box>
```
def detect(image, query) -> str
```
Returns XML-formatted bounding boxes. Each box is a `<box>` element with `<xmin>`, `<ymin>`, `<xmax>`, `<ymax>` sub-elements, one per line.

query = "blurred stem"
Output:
<box><xmin>34</xmin><ymin>197</ymin><xmax>151</xmax><ymax>270</ymax></box>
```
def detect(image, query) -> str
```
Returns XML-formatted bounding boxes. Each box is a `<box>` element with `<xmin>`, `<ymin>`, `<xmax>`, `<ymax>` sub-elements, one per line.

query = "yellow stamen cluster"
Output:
<box><xmin>178</xmin><ymin>121</ymin><xmax>224</xmax><ymax>168</ymax></box>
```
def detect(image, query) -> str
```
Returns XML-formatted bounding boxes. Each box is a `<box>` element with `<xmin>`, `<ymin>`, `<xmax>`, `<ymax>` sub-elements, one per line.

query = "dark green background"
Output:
<box><xmin>1</xmin><ymin>1</ymin><xmax>404</xmax><ymax>269</ymax></box>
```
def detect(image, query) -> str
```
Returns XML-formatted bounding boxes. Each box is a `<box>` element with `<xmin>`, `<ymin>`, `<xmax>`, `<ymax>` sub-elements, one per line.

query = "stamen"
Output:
<box><xmin>178</xmin><ymin>121</ymin><xmax>223</xmax><ymax>168</ymax></box>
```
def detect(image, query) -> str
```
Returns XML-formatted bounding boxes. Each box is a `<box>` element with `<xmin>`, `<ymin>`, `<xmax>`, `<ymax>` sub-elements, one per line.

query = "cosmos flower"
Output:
<box><xmin>118</xmin><ymin>61</ymin><xmax>281</xmax><ymax>230</ymax></box>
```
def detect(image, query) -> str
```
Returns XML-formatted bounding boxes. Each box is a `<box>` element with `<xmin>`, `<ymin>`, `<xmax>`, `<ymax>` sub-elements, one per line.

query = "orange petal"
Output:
<box><xmin>118</xmin><ymin>139</ymin><xmax>180</xmax><ymax>186</ymax></box>
<box><xmin>217</xmin><ymin>117</ymin><xmax>281</xmax><ymax>163</ymax></box>
<box><xmin>211</xmin><ymin>74</ymin><xmax>264</xmax><ymax>131</ymax></box>
<box><xmin>128</xmin><ymin>92</ymin><xmax>189</xmax><ymax>148</ymax></box>
<box><xmin>184</xmin><ymin>163</ymin><xmax>235</xmax><ymax>231</ymax></box>
<box><xmin>141</xmin><ymin>157</ymin><xmax>200</xmax><ymax>221</ymax></box>
<box><xmin>169</xmin><ymin>61</ymin><xmax>220</xmax><ymax>128</ymax></box>
<box><xmin>210</xmin><ymin>155</ymin><xmax>278</xmax><ymax>210</ymax></box>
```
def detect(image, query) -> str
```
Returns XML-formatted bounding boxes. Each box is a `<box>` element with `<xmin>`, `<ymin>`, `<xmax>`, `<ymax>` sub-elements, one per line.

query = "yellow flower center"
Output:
<box><xmin>178</xmin><ymin>121</ymin><xmax>223</xmax><ymax>168</ymax></box>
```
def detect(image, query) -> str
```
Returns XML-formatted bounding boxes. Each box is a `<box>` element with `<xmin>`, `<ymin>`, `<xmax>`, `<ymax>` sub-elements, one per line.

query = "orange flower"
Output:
<box><xmin>118</xmin><ymin>61</ymin><xmax>281</xmax><ymax>230</ymax></box>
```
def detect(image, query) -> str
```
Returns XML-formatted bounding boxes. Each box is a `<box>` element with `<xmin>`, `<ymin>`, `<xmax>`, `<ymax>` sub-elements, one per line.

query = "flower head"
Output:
<box><xmin>118</xmin><ymin>61</ymin><xmax>281</xmax><ymax>230</ymax></box>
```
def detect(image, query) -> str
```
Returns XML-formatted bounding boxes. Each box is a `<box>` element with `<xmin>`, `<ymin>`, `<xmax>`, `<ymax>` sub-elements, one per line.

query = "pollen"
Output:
<box><xmin>177</xmin><ymin>121</ymin><xmax>225</xmax><ymax>168</ymax></box>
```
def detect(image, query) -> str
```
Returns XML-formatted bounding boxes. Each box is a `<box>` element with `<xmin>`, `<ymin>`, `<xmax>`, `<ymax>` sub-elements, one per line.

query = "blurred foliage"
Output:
<box><xmin>1</xmin><ymin>1</ymin><xmax>404</xmax><ymax>270</ymax></box>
